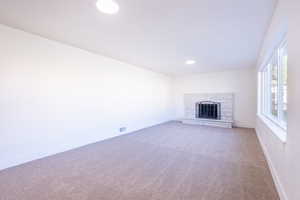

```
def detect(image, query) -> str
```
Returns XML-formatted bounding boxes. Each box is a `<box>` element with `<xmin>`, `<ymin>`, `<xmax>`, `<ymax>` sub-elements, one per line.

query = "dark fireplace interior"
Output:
<box><xmin>196</xmin><ymin>101</ymin><xmax>221</xmax><ymax>120</ymax></box>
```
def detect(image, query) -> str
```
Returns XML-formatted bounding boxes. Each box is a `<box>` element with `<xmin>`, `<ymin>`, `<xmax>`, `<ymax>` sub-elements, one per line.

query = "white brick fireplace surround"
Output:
<box><xmin>181</xmin><ymin>93</ymin><xmax>234</xmax><ymax>128</ymax></box>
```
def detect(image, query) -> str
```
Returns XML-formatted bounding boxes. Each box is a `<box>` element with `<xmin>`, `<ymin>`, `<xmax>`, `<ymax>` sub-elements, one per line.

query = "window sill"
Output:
<box><xmin>257</xmin><ymin>114</ymin><xmax>287</xmax><ymax>143</ymax></box>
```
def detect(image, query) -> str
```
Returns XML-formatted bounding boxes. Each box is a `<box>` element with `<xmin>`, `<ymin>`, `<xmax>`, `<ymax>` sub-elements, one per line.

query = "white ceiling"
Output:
<box><xmin>0</xmin><ymin>0</ymin><xmax>276</xmax><ymax>76</ymax></box>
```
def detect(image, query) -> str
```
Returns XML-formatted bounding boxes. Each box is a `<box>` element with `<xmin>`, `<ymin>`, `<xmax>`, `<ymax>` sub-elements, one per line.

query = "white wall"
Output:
<box><xmin>173</xmin><ymin>68</ymin><xmax>257</xmax><ymax>128</ymax></box>
<box><xmin>255</xmin><ymin>1</ymin><xmax>300</xmax><ymax>200</ymax></box>
<box><xmin>0</xmin><ymin>24</ymin><xmax>174</xmax><ymax>170</ymax></box>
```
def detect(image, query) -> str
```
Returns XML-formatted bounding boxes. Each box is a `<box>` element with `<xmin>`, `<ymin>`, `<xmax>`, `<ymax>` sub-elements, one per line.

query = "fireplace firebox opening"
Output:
<box><xmin>196</xmin><ymin>101</ymin><xmax>221</xmax><ymax>120</ymax></box>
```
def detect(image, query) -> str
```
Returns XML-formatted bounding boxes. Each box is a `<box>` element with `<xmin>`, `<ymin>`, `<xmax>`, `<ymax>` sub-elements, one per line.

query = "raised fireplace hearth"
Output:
<box><xmin>181</xmin><ymin>93</ymin><xmax>233</xmax><ymax>128</ymax></box>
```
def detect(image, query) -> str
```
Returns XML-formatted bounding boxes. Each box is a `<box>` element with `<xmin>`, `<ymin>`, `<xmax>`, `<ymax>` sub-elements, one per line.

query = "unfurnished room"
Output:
<box><xmin>0</xmin><ymin>0</ymin><xmax>299</xmax><ymax>200</ymax></box>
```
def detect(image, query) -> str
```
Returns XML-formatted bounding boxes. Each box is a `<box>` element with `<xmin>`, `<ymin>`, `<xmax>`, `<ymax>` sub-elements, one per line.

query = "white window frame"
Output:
<box><xmin>278</xmin><ymin>41</ymin><xmax>288</xmax><ymax>125</ymax></box>
<box><xmin>259</xmin><ymin>38</ymin><xmax>287</xmax><ymax>132</ymax></box>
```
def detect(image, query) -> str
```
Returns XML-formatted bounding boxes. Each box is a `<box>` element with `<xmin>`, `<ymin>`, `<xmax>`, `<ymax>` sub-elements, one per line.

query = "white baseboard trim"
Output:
<box><xmin>233</xmin><ymin>121</ymin><xmax>255</xmax><ymax>129</ymax></box>
<box><xmin>255</xmin><ymin>127</ymin><xmax>289</xmax><ymax>200</ymax></box>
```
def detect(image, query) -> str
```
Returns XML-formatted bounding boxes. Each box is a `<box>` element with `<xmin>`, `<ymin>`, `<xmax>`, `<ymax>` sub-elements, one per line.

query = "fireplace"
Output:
<box><xmin>196</xmin><ymin>101</ymin><xmax>221</xmax><ymax>120</ymax></box>
<box><xmin>182</xmin><ymin>93</ymin><xmax>233</xmax><ymax>128</ymax></box>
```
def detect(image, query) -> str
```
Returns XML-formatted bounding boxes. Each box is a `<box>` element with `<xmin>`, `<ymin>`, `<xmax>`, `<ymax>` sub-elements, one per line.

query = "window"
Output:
<box><xmin>260</xmin><ymin>39</ymin><xmax>287</xmax><ymax>130</ymax></box>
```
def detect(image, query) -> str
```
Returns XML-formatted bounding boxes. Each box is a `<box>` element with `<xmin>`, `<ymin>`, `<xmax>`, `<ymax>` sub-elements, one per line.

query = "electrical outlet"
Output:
<box><xmin>119</xmin><ymin>127</ymin><xmax>127</xmax><ymax>132</ymax></box>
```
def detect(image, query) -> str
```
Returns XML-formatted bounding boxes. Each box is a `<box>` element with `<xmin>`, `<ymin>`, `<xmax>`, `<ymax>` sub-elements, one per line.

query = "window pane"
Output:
<box><xmin>260</xmin><ymin>38</ymin><xmax>287</xmax><ymax>130</ymax></box>
<box><xmin>282</xmin><ymin>47</ymin><xmax>288</xmax><ymax>123</ymax></box>
<box><xmin>263</xmin><ymin>68</ymin><xmax>269</xmax><ymax>115</ymax></box>
<box><xmin>271</xmin><ymin>57</ymin><xmax>278</xmax><ymax>118</ymax></box>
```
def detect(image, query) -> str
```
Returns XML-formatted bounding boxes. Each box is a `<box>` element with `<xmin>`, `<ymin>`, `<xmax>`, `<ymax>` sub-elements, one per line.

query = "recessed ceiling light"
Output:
<box><xmin>185</xmin><ymin>60</ymin><xmax>196</xmax><ymax>65</ymax></box>
<box><xmin>96</xmin><ymin>0</ymin><xmax>119</xmax><ymax>14</ymax></box>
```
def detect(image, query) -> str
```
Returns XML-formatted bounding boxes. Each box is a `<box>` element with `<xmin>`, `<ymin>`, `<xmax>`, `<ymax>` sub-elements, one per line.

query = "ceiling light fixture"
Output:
<box><xmin>96</xmin><ymin>0</ymin><xmax>119</xmax><ymax>14</ymax></box>
<box><xmin>185</xmin><ymin>60</ymin><xmax>196</xmax><ymax>65</ymax></box>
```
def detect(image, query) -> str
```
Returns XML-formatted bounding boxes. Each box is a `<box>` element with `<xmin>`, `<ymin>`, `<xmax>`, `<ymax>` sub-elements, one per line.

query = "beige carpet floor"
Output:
<box><xmin>0</xmin><ymin>122</ymin><xmax>279</xmax><ymax>200</ymax></box>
